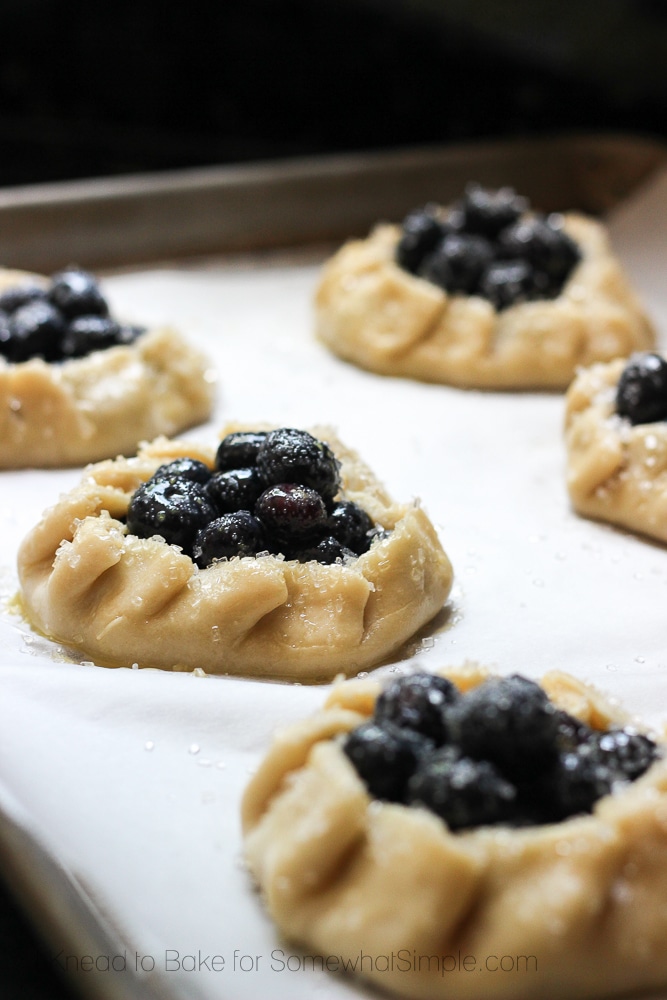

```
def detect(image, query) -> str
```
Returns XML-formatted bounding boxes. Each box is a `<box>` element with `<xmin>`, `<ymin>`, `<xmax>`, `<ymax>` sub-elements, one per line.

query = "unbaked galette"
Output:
<box><xmin>0</xmin><ymin>266</ymin><xmax>215</xmax><ymax>467</ymax></box>
<box><xmin>315</xmin><ymin>184</ymin><xmax>654</xmax><ymax>390</ymax></box>
<box><xmin>565</xmin><ymin>351</ymin><xmax>667</xmax><ymax>542</ymax></box>
<box><xmin>243</xmin><ymin>665</ymin><xmax>667</xmax><ymax>1000</ymax></box>
<box><xmin>17</xmin><ymin>425</ymin><xmax>453</xmax><ymax>678</ymax></box>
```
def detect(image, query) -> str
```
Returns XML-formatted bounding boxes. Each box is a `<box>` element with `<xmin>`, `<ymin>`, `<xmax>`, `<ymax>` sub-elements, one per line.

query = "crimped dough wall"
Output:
<box><xmin>16</xmin><ymin>427</ymin><xmax>453</xmax><ymax>679</ymax></box>
<box><xmin>0</xmin><ymin>268</ymin><xmax>215</xmax><ymax>467</ymax></box>
<box><xmin>315</xmin><ymin>216</ymin><xmax>654</xmax><ymax>390</ymax></box>
<box><xmin>565</xmin><ymin>356</ymin><xmax>667</xmax><ymax>542</ymax></box>
<box><xmin>243</xmin><ymin>667</ymin><xmax>667</xmax><ymax>1000</ymax></box>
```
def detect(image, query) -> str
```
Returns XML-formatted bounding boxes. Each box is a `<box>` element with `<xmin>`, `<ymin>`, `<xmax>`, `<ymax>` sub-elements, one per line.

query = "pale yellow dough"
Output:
<box><xmin>315</xmin><ymin>215</ymin><xmax>654</xmax><ymax>390</ymax></box>
<box><xmin>243</xmin><ymin>666</ymin><xmax>667</xmax><ymax>1000</ymax></box>
<box><xmin>16</xmin><ymin>426</ymin><xmax>453</xmax><ymax>678</ymax></box>
<box><xmin>0</xmin><ymin>268</ymin><xmax>215</xmax><ymax>467</ymax></box>
<box><xmin>565</xmin><ymin>355</ymin><xmax>667</xmax><ymax>542</ymax></box>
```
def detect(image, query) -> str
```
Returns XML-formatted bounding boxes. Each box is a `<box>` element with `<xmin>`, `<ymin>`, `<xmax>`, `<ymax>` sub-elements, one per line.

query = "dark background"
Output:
<box><xmin>1</xmin><ymin>1</ymin><xmax>667</xmax><ymax>998</ymax></box>
<box><xmin>1</xmin><ymin>0</ymin><xmax>667</xmax><ymax>188</ymax></box>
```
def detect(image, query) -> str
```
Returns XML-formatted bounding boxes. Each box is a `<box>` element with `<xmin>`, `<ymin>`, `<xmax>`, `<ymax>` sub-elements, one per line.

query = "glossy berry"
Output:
<box><xmin>49</xmin><ymin>269</ymin><xmax>109</xmax><ymax>318</ymax></box>
<box><xmin>616</xmin><ymin>353</ymin><xmax>667</xmax><ymax>425</ymax></box>
<box><xmin>6</xmin><ymin>300</ymin><xmax>66</xmax><ymax>362</ymax></box>
<box><xmin>206</xmin><ymin>467</ymin><xmax>265</xmax><ymax>514</ymax></box>
<box><xmin>327</xmin><ymin>500</ymin><xmax>374</xmax><ymax>553</ymax></box>
<box><xmin>61</xmin><ymin>316</ymin><xmax>122</xmax><ymax>357</ymax></box>
<box><xmin>343</xmin><ymin>721</ymin><xmax>432</xmax><ymax>803</ymax></box>
<box><xmin>256</xmin><ymin>428</ymin><xmax>341</xmax><ymax>501</ymax></box>
<box><xmin>421</xmin><ymin>233</ymin><xmax>494</xmax><ymax>294</ymax></box>
<box><xmin>193</xmin><ymin>512</ymin><xmax>266</xmax><ymax>567</ymax></box>
<box><xmin>215</xmin><ymin>431</ymin><xmax>269</xmax><ymax>472</ymax></box>
<box><xmin>374</xmin><ymin>672</ymin><xmax>459</xmax><ymax>744</ymax></box>
<box><xmin>255</xmin><ymin>483</ymin><xmax>328</xmax><ymax>549</ymax></box>
<box><xmin>497</xmin><ymin>214</ymin><xmax>579</xmax><ymax>284</ymax></box>
<box><xmin>407</xmin><ymin>748</ymin><xmax>517</xmax><ymax>830</ymax></box>
<box><xmin>0</xmin><ymin>284</ymin><xmax>48</xmax><ymax>314</ymax></box>
<box><xmin>296</xmin><ymin>536</ymin><xmax>356</xmax><ymax>564</ymax></box>
<box><xmin>462</xmin><ymin>183</ymin><xmax>527</xmax><ymax>238</ymax></box>
<box><xmin>152</xmin><ymin>458</ymin><xmax>212</xmax><ymax>485</ymax></box>
<box><xmin>126</xmin><ymin>477</ymin><xmax>217</xmax><ymax>553</ymax></box>
<box><xmin>478</xmin><ymin>259</ymin><xmax>535</xmax><ymax>310</ymax></box>
<box><xmin>395</xmin><ymin>206</ymin><xmax>444</xmax><ymax>274</ymax></box>
<box><xmin>586</xmin><ymin>727</ymin><xmax>659</xmax><ymax>782</ymax></box>
<box><xmin>445</xmin><ymin>674</ymin><xmax>560</xmax><ymax>780</ymax></box>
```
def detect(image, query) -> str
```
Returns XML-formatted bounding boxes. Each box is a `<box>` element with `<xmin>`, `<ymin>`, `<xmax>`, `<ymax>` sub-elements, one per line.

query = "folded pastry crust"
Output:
<box><xmin>564</xmin><ymin>356</ymin><xmax>667</xmax><ymax>542</ymax></box>
<box><xmin>16</xmin><ymin>426</ymin><xmax>453</xmax><ymax>678</ymax></box>
<box><xmin>242</xmin><ymin>666</ymin><xmax>667</xmax><ymax>1000</ymax></box>
<box><xmin>315</xmin><ymin>216</ymin><xmax>654</xmax><ymax>390</ymax></box>
<box><xmin>0</xmin><ymin>268</ymin><xmax>215</xmax><ymax>468</ymax></box>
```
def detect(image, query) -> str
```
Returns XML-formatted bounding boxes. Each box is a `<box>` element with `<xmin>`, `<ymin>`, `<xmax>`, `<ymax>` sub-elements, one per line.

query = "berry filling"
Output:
<box><xmin>342</xmin><ymin>672</ymin><xmax>661</xmax><ymax>831</ymax></box>
<box><xmin>126</xmin><ymin>428</ymin><xmax>384</xmax><ymax>567</ymax></box>
<box><xmin>616</xmin><ymin>352</ymin><xmax>667</xmax><ymax>425</ymax></box>
<box><xmin>0</xmin><ymin>268</ymin><xmax>145</xmax><ymax>363</ymax></box>
<box><xmin>395</xmin><ymin>184</ymin><xmax>580</xmax><ymax>311</ymax></box>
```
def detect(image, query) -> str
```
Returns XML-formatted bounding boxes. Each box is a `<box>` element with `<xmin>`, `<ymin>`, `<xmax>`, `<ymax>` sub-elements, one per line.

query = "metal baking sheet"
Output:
<box><xmin>1</xmin><ymin>137</ymin><xmax>667</xmax><ymax>1000</ymax></box>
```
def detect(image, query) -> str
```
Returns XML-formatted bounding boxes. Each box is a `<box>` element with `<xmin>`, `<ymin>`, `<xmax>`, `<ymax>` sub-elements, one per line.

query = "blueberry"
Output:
<box><xmin>151</xmin><ymin>458</ymin><xmax>212</xmax><ymax>485</ymax></box>
<box><xmin>343</xmin><ymin>721</ymin><xmax>432</xmax><ymax>803</ymax></box>
<box><xmin>49</xmin><ymin>269</ymin><xmax>109</xmax><ymax>319</ymax></box>
<box><xmin>255</xmin><ymin>483</ymin><xmax>328</xmax><ymax>550</ymax></box>
<box><xmin>116</xmin><ymin>324</ymin><xmax>145</xmax><ymax>346</ymax></box>
<box><xmin>193</xmin><ymin>512</ymin><xmax>266</xmax><ymax>567</ymax></box>
<box><xmin>478</xmin><ymin>259</ymin><xmax>536</xmax><ymax>311</ymax></box>
<box><xmin>374</xmin><ymin>671</ymin><xmax>459</xmax><ymax>744</ymax></box>
<box><xmin>215</xmin><ymin>431</ymin><xmax>269</xmax><ymax>472</ymax></box>
<box><xmin>296</xmin><ymin>536</ymin><xmax>356</xmax><ymax>564</ymax></box>
<box><xmin>462</xmin><ymin>183</ymin><xmax>527</xmax><ymax>238</ymax></box>
<box><xmin>126</xmin><ymin>477</ymin><xmax>218</xmax><ymax>554</ymax></box>
<box><xmin>5</xmin><ymin>300</ymin><xmax>66</xmax><ymax>362</ymax></box>
<box><xmin>616</xmin><ymin>353</ymin><xmax>667</xmax><ymax>425</ymax></box>
<box><xmin>554</xmin><ymin>709</ymin><xmax>596</xmax><ymax>754</ymax></box>
<box><xmin>396</xmin><ymin>206</ymin><xmax>444</xmax><ymax>274</ymax></box>
<box><xmin>546</xmin><ymin>745</ymin><xmax>617</xmax><ymax>820</ymax></box>
<box><xmin>497</xmin><ymin>214</ymin><xmax>580</xmax><ymax>286</ymax></box>
<box><xmin>447</xmin><ymin>674</ymin><xmax>560</xmax><ymax>780</ymax></box>
<box><xmin>420</xmin><ymin>233</ymin><xmax>494</xmax><ymax>295</ymax></box>
<box><xmin>0</xmin><ymin>284</ymin><xmax>48</xmax><ymax>314</ymax></box>
<box><xmin>257</xmin><ymin>428</ymin><xmax>341</xmax><ymax>501</ymax></box>
<box><xmin>407</xmin><ymin>748</ymin><xmax>518</xmax><ymax>830</ymax></box>
<box><xmin>0</xmin><ymin>311</ymin><xmax>11</xmax><ymax>357</ymax></box>
<box><xmin>327</xmin><ymin>500</ymin><xmax>374</xmax><ymax>554</ymax></box>
<box><xmin>206</xmin><ymin>467</ymin><xmax>265</xmax><ymax>514</ymax></box>
<box><xmin>61</xmin><ymin>315</ymin><xmax>123</xmax><ymax>358</ymax></box>
<box><xmin>588</xmin><ymin>727</ymin><xmax>660</xmax><ymax>782</ymax></box>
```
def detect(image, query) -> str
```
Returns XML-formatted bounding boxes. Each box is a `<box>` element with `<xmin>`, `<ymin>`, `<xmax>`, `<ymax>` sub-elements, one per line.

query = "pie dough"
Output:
<box><xmin>243</xmin><ymin>665</ymin><xmax>667</xmax><ymax>1000</ymax></box>
<box><xmin>16</xmin><ymin>425</ymin><xmax>453</xmax><ymax>678</ymax></box>
<box><xmin>564</xmin><ymin>355</ymin><xmax>667</xmax><ymax>542</ymax></box>
<box><xmin>0</xmin><ymin>267</ymin><xmax>215</xmax><ymax>468</ymax></box>
<box><xmin>315</xmin><ymin>215</ymin><xmax>654</xmax><ymax>390</ymax></box>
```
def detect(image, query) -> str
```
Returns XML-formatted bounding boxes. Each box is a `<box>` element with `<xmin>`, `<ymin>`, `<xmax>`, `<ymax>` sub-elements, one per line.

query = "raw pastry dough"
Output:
<box><xmin>0</xmin><ymin>268</ymin><xmax>215</xmax><ymax>468</ymax></box>
<box><xmin>565</xmin><ymin>355</ymin><xmax>667</xmax><ymax>542</ymax></box>
<box><xmin>315</xmin><ymin>215</ymin><xmax>654</xmax><ymax>390</ymax></box>
<box><xmin>243</xmin><ymin>666</ymin><xmax>667</xmax><ymax>1000</ymax></box>
<box><xmin>16</xmin><ymin>426</ymin><xmax>453</xmax><ymax>678</ymax></box>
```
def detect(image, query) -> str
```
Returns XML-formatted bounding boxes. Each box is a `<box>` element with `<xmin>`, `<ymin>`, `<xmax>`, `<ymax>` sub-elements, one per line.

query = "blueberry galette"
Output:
<box><xmin>315</xmin><ymin>185</ymin><xmax>654</xmax><ymax>390</ymax></box>
<box><xmin>0</xmin><ymin>267</ymin><xmax>214</xmax><ymax>467</ymax></box>
<box><xmin>565</xmin><ymin>351</ymin><xmax>667</xmax><ymax>542</ymax></box>
<box><xmin>17</xmin><ymin>426</ymin><xmax>452</xmax><ymax>677</ymax></box>
<box><xmin>243</xmin><ymin>665</ymin><xmax>667</xmax><ymax>1000</ymax></box>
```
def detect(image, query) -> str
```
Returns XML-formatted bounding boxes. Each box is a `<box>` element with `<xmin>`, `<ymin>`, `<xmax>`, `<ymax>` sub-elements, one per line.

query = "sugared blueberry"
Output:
<box><xmin>255</xmin><ymin>483</ymin><xmax>328</xmax><ymax>550</ymax></box>
<box><xmin>6</xmin><ymin>300</ymin><xmax>66</xmax><ymax>362</ymax></box>
<box><xmin>395</xmin><ymin>206</ymin><xmax>444</xmax><ymax>274</ymax></box>
<box><xmin>206</xmin><ymin>467</ymin><xmax>265</xmax><ymax>514</ymax></box>
<box><xmin>343</xmin><ymin>721</ymin><xmax>432</xmax><ymax>803</ymax></box>
<box><xmin>193</xmin><ymin>512</ymin><xmax>266</xmax><ymax>567</ymax></box>
<box><xmin>497</xmin><ymin>214</ymin><xmax>580</xmax><ymax>285</ymax></box>
<box><xmin>256</xmin><ymin>428</ymin><xmax>341</xmax><ymax>501</ymax></box>
<box><xmin>0</xmin><ymin>284</ymin><xmax>48</xmax><ymax>314</ymax></box>
<box><xmin>296</xmin><ymin>536</ymin><xmax>356</xmax><ymax>564</ymax></box>
<box><xmin>407</xmin><ymin>748</ymin><xmax>517</xmax><ymax>830</ymax></box>
<box><xmin>49</xmin><ymin>268</ymin><xmax>109</xmax><ymax>319</ymax></box>
<box><xmin>374</xmin><ymin>671</ymin><xmax>459</xmax><ymax>744</ymax></box>
<box><xmin>421</xmin><ymin>233</ymin><xmax>494</xmax><ymax>294</ymax></box>
<box><xmin>151</xmin><ymin>458</ymin><xmax>212</xmax><ymax>485</ymax></box>
<box><xmin>61</xmin><ymin>316</ymin><xmax>123</xmax><ymax>357</ymax></box>
<box><xmin>478</xmin><ymin>259</ymin><xmax>535</xmax><ymax>310</ymax></box>
<box><xmin>215</xmin><ymin>431</ymin><xmax>269</xmax><ymax>472</ymax></box>
<box><xmin>616</xmin><ymin>353</ymin><xmax>667</xmax><ymax>425</ymax></box>
<box><xmin>462</xmin><ymin>183</ymin><xmax>527</xmax><ymax>238</ymax></box>
<box><xmin>126</xmin><ymin>477</ymin><xmax>217</xmax><ymax>553</ymax></box>
<box><xmin>327</xmin><ymin>500</ymin><xmax>374</xmax><ymax>554</ymax></box>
